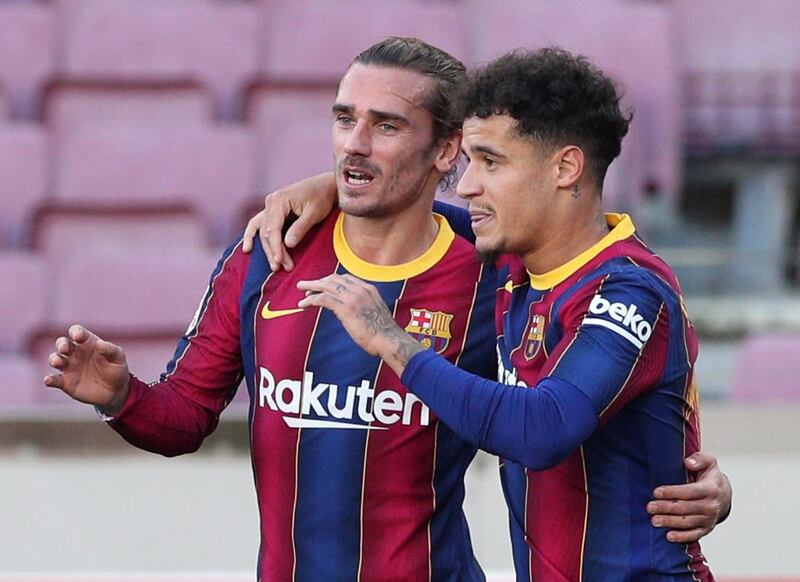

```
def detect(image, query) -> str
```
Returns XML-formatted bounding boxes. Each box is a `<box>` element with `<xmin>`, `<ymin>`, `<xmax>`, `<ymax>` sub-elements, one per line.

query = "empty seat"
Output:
<box><xmin>731</xmin><ymin>334</ymin><xmax>800</xmax><ymax>401</ymax></box>
<box><xmin>0</xmin><ymin>252</ymin><xmax>48</xmax><ymax>353</ymax></box>
<box><xmin>33</xmin><ymin>206</ymin><xmax>211</xmax><ymax>264</ymax></box>
<box><xmin>0</xmin><ymin>126</ymin><xmax>49</xmax><ymax>247</ymax></box>
<box><xmin>44</xmin><ymin>80</ymin><xmax>214</xmax><ymax>132</ymax></box>
<box><xmin>246</xmin><ymin>83</ymin><xmax>335</xmax><ymax>191</ymax></box>
<box><xmin>260</xmin><ymin>1</ymin><xmax>468</xmax><ymax>82</ymax></box>
<box><xmin>0</xmin><ymin>3</ymin><xmax>57</xmax><ymax>119</ymax></box>
<box><xmin>468</xmin><ymin>0</ymin><xmax>680</xmax><ymax>204</ymax></box>
<box><xmin>54</xmin><ymin>127</ymin><xmax>256</xmax><ymax>243</ymax></box>
<box><xmin>0</xmin><ymin>354</ymin><xmax>41</xmax><ymax>408</ymax></box>
<box><xmin>50</xmin><ymin>250</ymin><xmax>223</xmax><ymax>335</ymax></box>
<box><xmin>61</xmin><ymin>0</ymin><xmax>259</xmax><ymax>119</ymax></box>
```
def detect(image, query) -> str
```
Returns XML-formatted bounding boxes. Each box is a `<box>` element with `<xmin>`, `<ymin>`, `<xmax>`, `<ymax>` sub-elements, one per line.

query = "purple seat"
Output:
<box><xmin>54</xmin><ymin>127</ymin><xmax>256</xmax><ymax>243</ymax></box>
<box><xmin>0</xmin><ymin>127</ymin><xmax>49</xmax><ymax>247</ymax></box>
<box><xmin>50</xmin><ymin>249</ymin><xmax>222</xmax><ymax>335</ymax></box>
<box><xmin>33</xmin><ymin>206</ymin><xmax>211</xmax><ymax>264</ymax></box>
<box><xmin>44</xmin><ymin>80</ymin><xmax>214</xmax><ymax>132</ymax></box>
<box><xmin>731</xmin><ymin>334</ymin><xmax>800</xmax><ymax>401</ymax></box>
<box><xmin>468</xmin><ymin>0</ymin><xmax>680</xmax><ymax>206</ymax></box>
<box><xmin>246</xmin><ymin>84</ymin><xmax>335</xmax><ymax>191</ymax></box>
<box><xmin>260</xmin><ymin>1</ymin><xmax>468</xmax><ymax>82</ymax></box>
<box><xmin>0</xmin><ymin>354</ymin><xmax>41</xmax><ymax>407</ymax></box>
<box><xmin>0</xmin><ymin>3</ymin><xmax>56</xmax><ymax>119</ymax></box>
<box><xmin>61</xmin><ymin>0</ymin><xmax>259</xmax><ymax>119</ymax></box>
<box><xmin>0</xmin><ymin>252</ymin><xmax>48</xmax><ymax>353</ymax></box>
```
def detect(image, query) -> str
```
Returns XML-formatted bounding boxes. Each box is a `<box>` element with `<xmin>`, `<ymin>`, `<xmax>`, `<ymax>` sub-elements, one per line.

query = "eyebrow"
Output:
<box><xmin>332</xmin><ymin>103</ymin><xmax>411</xmax><ymax>125</ymax></box>
<box><xmin>462</xmin><ymin>144</ymin><xmax>507</xmax><ymax>159</ymax></box>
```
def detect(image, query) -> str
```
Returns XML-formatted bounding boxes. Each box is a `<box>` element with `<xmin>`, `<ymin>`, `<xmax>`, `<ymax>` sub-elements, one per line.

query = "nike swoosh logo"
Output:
<box><xmin>261</xmin><ymin>302</ymin><xmax>304</xmax><ymax>320</ymax></box>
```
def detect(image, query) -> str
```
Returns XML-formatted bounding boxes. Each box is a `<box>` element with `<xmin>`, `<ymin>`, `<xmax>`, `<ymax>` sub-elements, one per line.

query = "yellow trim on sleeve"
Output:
<box><xmin>528</xmin><ymin>213</ymin><xmax>636</xmax><ymax>290</ymax></box>
<box><xmin>333</xmin><ymin>212</ymin><xmax>455</xmax><ymax>282</ymax></box>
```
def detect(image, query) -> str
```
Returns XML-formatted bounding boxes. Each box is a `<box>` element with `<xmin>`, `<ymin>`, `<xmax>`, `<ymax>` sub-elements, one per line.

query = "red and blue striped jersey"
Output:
<box><xmin>495</xmin><ymin>214</ymin><xmax>712</xmax><ymax>581</ymax></box>
<box><xmin>108</xmin><ymin>209</ymin><xmax>496</xmax><ymax>581</ymax></box>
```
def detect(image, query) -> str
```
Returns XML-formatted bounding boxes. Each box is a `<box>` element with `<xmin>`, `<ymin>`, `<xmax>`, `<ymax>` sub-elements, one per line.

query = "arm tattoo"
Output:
<box><xmin>357</xmin><ymin>303</ymin><xmax>424</xmax><ymax>366</ymax></box>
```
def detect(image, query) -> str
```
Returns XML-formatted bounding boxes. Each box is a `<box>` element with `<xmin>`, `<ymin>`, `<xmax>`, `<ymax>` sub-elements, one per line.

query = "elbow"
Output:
<box><xmin>518</xmin><ymin>445</ymin><xmax>574</xmax><ymax>471</ymax></box>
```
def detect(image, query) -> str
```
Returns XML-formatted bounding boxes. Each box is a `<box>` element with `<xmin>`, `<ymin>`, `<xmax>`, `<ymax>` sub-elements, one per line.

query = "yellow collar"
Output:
<box><xmin>333</xmin><ymin>212</ymin><xmax>455</xmax><ymax>282</ymax></box>
<box><xmin>528</xmin><ymin>213</ymin><xmax>635</xmax><ymax>290</ymax></box>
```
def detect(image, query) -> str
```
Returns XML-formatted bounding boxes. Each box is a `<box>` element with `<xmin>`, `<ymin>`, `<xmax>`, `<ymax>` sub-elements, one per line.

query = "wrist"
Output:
<box><xmin>99</xmin><ymin>375</ymin><xmax>132</xmax><ymax>417</ymax></box>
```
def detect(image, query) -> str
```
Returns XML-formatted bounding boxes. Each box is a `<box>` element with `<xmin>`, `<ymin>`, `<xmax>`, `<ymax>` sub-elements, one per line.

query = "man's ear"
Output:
<box><xmin>554</xmin><ymin>145</ymin><xmax>585</xmax><ymax>189</ymax></box>
<box><xmin>434</xmin><ymin>130</ymin><xmax>463</xmax><ymax>174</ymax></box>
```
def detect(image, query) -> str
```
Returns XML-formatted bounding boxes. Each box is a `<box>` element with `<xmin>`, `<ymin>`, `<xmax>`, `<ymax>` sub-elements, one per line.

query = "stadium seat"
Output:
<box><xmin>0</xmin><ymin>252</ymin><xmax>48</xmax><ymax>353</ymax></box>
<box><xmin>43</xmin><ymin>80</ymin><xmax>214</xmax><ymax>131</ymax></box>
<box><xmin>0</xmin><ymin>88</ymin><xmax>8</xmax><ymax>122</ymax></box>
<box><xmin>245</xmin><ymin>83</ymin><xmax>335</xmax><ymax>190</ymax></box>
<box><xmin>61</xmin><ymin>0</ymin><xmax>259</xmax><ymax>119</ymax></box>
<box><xmin>0</xmin><ymin>3</ymin><xmax>56</xmax><ymax>119</ymax></box>
<box><xmin>731</xmin><ymin>334</ymin><xmax>800</xmax><ymax>401</ymax></box>
<box><xmin>467</xmin><ymin>0</ymin><xmax>680</xmax><ymax>204</ymax></box>
<box><xmin>32</xmin><ymin>206</ymin><xmax>211</xmax><ymax>264</ymax></box>
<box><xmin>49</xmin><ymin>249</ymin><xmax>223</xmax><ymax>335</ymax></box>
<box><xmin>53</xmin><ymin>127</ymin><xmax>256</xmax><ymax>243</ymax></box>
<box><xmin>0</xmin><ymin>354</ymin><xmax>41</xmax><ymax>408</ymax></box>
<box><xmin>0</xmin><ymin>126</ymin><xmax>49</xmax><ymax>248</ymax></box>
<box><xmin>260</xmin><ymin>1</ymin><xmax>468</xmax><ymax>82</ymax></box>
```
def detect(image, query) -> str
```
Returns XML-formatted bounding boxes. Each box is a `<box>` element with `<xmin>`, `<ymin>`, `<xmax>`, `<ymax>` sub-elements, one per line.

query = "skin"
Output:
<box><xmin>43</xmin><ymin>63</ymin><xmax>461</xmax><ymax>423</ymax></box>
<box><xmin>286</xmin><ymin>114</ymin><xmax>732</xmax><ymax>541</ymax></box>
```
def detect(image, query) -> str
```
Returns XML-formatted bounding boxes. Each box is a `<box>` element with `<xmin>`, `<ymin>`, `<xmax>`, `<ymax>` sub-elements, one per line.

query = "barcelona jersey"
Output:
<box><xmin>405</xmin><ymin>211</ymin><xmax>713</xmax><ymax>581</ymax></box>
<box><xmin>108</xmin><ymin>209</ymin><xmax>496</xmax><ymax>581</ymax></box>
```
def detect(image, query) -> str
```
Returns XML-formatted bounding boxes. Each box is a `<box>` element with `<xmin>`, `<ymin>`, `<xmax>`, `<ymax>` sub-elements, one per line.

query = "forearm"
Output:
<box><xmin>109</xmin><ymin>374</ymin><xmax>232</xmax><ymax>456</ymax></box>
<box><xmin>433</xmin><ymin>201</ymin><xmax>474</xmax><ymax>243</ymax></box>
<box><xmin>400</xmin><ymin>350</ymin><xmax>598</xmax><ymax>469</ymax></box>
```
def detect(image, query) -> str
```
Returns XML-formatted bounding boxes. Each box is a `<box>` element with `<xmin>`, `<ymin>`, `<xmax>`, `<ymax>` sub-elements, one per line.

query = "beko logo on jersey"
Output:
<box><xmin>258</xmin><ymin>367</ymin><xmax>430</xmax><ymax>430</ymax></box>
<box><xmin>584</xmin><ymin>293</ymin><xmax>653</xmax><ymax>349</ymax></box>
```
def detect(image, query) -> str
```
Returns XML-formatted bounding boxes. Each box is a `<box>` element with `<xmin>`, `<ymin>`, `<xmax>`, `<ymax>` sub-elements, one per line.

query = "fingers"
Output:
<box><xmin>650</xmin><ymin>513</ymin><xmax>710</xmax><ymax>531</ymax></box>
<box><xmin>652</xmin><ymin>482</ymin><xmax>712</xmax><ymax>501</ymax></box>
<box><xmin>647</xmin><ymin>499</ymin><xmax>715</xmax><ymax>517</ymax></box>
<box><xmin>684</xmin><ymin>451</ymin><xmax>717</xmax><ymax>472</ymax></box>
<box><xmin>284</xmin><ymin>212</ymin><xmax>317</xmax><ymax>249</ymax></box>
<box><xmin>664</xmin><ymin>528</ymin><xmax>707</xmax><ymax>544</ymax></box>
<box><xmin>96</xmin><ymin>339</ymin><xmax>126</xmax><ymax>365</ymax></box>
<box><xmin>43</xmin><ymin>373</ymin><xmax>64</xmax><ymax>390</ymax></box>
<box><xmin>241</xmin><ymin>212</ymin><xmax>263</xmax><ymax>253</ymax></box>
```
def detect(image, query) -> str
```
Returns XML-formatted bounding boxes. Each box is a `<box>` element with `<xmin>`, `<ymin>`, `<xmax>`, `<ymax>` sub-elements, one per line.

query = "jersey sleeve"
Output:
<box><xmin>546</xmin><ymin>271</ymin><xmax>671</xmax><ymax>421</ymax></box>
<box><xmin>401</xmin><ymin>350</ymin><xmax>597</xmax><ymax>469</ymax></box>
<box><xmin>108</xmin><ymin>238</ymin><xmax>249</xmax><ymax>456</ymax></box>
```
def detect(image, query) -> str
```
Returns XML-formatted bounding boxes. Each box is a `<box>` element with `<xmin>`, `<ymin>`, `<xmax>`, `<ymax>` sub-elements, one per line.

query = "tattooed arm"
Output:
<box><xmin>297</xmin><ymin>274</ymin><xmax>423</xmax><ymax>375</ymax></box>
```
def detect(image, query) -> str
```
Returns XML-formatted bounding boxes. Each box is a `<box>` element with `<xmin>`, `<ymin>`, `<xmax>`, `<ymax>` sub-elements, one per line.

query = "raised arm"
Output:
<box><xmin>242</xmin><ymin>172</ymin><xmax>338</xmax><ymax>271</ymax></box>
<box><xmin>45</xmin><ymin>239</ymin><xmax>249</xmax><ymax>456</ymax></box>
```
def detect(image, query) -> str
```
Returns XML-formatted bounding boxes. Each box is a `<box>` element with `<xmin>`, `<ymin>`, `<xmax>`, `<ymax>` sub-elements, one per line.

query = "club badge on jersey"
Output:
<box><xmin>523</xmin><ymin>314</ymin><xmax>546</xmax><ymax>360</ymax></box>
<box><xmin>405</xmin><ymin>308</ymin><xmax>454</xmax><ymax>354</ymax></box>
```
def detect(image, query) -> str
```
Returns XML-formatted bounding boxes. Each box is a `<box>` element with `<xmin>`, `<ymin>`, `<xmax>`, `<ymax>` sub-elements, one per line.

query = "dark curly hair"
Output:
<box><xmin>458</xmin><ymin>48</ymin><xmax>632</xmax><ymax>187</ymax></box>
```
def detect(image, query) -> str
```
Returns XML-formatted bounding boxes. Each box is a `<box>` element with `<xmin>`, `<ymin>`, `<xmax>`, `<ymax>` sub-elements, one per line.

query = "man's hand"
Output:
<box><xmin>647</xmin><ymin>452</ymin><xmax>732</xmax><ymax>543</ymax></box>
<box><xmin>242</xmin><ymin>172</ymin><xmax>338</xmax><ymax>271</ymax></box>
<box><xmin>43</xmin><ymin>324</ymin><xmax>131</xmax><ymax>416</ymax></box>
<box><xmin>297</xmin><ymin>274</ymin><xmax>423</xmax><ymax>375</ymax></box>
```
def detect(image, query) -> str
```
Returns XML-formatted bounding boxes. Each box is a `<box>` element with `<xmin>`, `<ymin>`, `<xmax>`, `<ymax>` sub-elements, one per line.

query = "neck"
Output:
<box><xmin>522</xmin><ymin>195</ymin><xmax>609</xmax><ymax>275</ymax></box>
<box><xmin>342</xmin><ymin>200</ymin><xmax>439</xmax><ymax>266</ymax></box>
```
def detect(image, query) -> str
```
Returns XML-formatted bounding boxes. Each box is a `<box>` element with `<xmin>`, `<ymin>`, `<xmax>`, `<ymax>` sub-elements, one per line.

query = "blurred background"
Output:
<box><xmin>0</xmin><ymin>0</ymin><xmax>798</xmax><ymax>579</ymax></box>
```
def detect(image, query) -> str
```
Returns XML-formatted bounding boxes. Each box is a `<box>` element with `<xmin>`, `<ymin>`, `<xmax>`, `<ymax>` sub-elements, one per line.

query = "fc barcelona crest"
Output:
<box><xmin>405</xmin><ymin>308</ymin><xmax>454</xmax><ymax>354</ymax></box>
<box><xmin>524</xmin><ymin>314</ymin><xmax>546</xmax><ymax>360</ymax></box>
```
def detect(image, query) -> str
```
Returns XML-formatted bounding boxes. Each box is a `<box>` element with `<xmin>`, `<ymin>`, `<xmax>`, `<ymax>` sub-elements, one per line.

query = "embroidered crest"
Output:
<box><xmin>524</xmin><ymin>314</ymin><xmax>546</xmax><ymax>360</ymax></box>
<box><xmin>405</xmin><ymin>308</ymin><xmax>454</xmax><ymax>354</ymax></box>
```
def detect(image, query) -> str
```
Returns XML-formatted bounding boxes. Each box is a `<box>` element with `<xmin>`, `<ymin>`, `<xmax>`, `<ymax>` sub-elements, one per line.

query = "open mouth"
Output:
<box><xmin>469</xmin><ymin>208</ymin><xmax>494</xmax><ymax>228</ymax></box>
<box><xmin>343</xmin><ymin>168</ymin><xmax>375</xmax><ymax>186</ymax></box>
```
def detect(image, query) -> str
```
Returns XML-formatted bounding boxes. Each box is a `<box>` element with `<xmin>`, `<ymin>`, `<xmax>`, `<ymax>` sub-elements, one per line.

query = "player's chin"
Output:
<box><xmin>475</xmin><ymin>237</ymin><xmax>503</xmax><ymax>265</ymax></box>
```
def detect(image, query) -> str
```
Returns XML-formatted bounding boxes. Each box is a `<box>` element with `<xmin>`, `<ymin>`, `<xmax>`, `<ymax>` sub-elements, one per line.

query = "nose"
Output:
<box><xmin>456</xmin><ymin>162</ymin><xmax>483</xmax><ymax>199</ymax></box>
<box><xmin>343</xmin><ymin>120</ymin><xmax>372</xmax><ymax>157</ymax></box>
